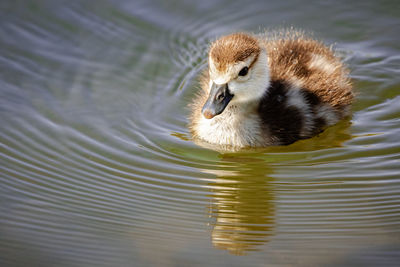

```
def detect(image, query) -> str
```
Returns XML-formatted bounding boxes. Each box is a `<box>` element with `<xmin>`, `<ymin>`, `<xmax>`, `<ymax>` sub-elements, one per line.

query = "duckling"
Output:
<box><xmin>189</xmin><ymin>31</ymin><xmax>353</xmax><ymax>148</ymax></box>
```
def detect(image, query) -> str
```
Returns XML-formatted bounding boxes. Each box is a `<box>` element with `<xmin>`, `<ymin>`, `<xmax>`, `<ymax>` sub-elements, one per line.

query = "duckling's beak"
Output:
<box><xmin>202</xmin><ymin>83</ymin><xmax>234</xmax><ymax>119</ymax></box>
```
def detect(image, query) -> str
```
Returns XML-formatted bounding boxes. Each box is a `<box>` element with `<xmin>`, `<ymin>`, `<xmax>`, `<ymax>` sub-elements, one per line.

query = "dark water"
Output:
<box><xmin>1</xmin><ymin>0</ymin><xmax>400</xmax><ymax>266</ymax></box>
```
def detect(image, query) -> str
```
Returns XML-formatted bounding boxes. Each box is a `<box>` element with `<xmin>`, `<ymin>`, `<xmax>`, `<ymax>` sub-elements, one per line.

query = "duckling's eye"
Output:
<box><xmin>238</xmin><ymin>66</ymin><xmax>249</xmax><ymax>76</ymax></box>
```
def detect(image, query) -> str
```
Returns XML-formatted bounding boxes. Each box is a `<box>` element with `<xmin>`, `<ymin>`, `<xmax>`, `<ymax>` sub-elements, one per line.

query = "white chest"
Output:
<box><xmin>194</xmin><ymin>109</ymin><xmax>266</xmax><ymax>147</ymax></box>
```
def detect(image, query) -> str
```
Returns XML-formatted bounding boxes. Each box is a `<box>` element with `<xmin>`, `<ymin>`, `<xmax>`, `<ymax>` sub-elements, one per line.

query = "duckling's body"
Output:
<box><xmin>189</xmin><ymin>31</ymin><xmax>353</xmax><ymax>148</ymax></box>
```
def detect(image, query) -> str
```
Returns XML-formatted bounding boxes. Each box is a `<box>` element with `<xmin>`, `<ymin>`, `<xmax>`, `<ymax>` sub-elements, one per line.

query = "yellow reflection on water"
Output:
<box><xmin>206</xmin><ymin>156</ymin><xmax>275</xmax><ymax>255</ymax></box>
<box><xmin>198</xmin><ymin>120</ymin><xmax>353</xmax><ymax>255</ymax></box>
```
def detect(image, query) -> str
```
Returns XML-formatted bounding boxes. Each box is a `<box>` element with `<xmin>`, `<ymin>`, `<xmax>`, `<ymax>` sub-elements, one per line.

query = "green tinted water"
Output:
<box><xmin>1</xmin><ymin>0</ymin><xmax>400</xmax><ymax>266</ymax></box>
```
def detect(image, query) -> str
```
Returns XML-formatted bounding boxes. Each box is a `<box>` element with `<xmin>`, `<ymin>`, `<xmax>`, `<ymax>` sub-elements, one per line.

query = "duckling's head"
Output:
<box><xmin>202</xmin><ymin>33</ymin><xmax>270</xmax><ymax>119</ymax></box>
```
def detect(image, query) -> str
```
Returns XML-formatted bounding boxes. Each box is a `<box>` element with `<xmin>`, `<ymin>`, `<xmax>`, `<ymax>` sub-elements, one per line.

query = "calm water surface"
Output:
<box><xmin>1</xmin><ymin>0</ymin><xmax>400</xmax><ymax>266</ymax></box>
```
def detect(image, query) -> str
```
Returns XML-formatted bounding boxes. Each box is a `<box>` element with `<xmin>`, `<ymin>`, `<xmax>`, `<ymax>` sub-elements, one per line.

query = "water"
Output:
<box><xmin>1</xmin><ymin>0</ymin><xmax>400</xmax><ymax>266</ymax></box>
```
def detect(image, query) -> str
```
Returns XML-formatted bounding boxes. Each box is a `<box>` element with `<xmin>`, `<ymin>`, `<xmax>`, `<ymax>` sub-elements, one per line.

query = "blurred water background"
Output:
<box><xmin>1</xmin><ymin>0</ymin><xmax>400</xmax><ymax>266</ymax></box>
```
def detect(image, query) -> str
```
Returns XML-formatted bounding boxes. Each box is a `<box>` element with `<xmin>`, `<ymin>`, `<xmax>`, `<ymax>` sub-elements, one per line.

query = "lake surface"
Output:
<box><xmin>1</xmin><ymin>0</ymin><xmax>400</xmax><ymax>266</ymax></box>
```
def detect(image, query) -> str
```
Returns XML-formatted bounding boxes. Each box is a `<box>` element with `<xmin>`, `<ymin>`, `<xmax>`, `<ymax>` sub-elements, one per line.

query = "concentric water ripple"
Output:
<box><xmin>1</xmin><ymin>0</ymin><xmax>400</xmax><ymax>266</ymax></box>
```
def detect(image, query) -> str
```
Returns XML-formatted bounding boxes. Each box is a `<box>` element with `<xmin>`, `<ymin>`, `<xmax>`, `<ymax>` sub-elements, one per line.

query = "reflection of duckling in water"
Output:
<box><xmin>194</xmin><ymin>123</ymin><xmax>353</xmax><ymax>254</ymax></box>
<box><xmin>206</xmin><ymin>156</ymin><xmax>275</xmax><ymax>255</ymax></box>
<box><xmin>189</xmin><ymin>31</ymin><xmax>354</xmax><ymax>149</ymax></box>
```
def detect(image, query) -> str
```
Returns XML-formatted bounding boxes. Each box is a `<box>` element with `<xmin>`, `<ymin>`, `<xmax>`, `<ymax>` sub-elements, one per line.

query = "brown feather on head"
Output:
<box><xmin>209</xmin><ymin>33</ymin><xmax>261</xmax><ymax>73</ymax></box>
